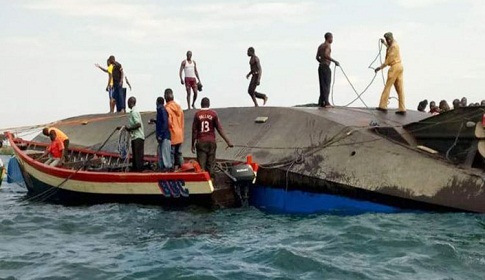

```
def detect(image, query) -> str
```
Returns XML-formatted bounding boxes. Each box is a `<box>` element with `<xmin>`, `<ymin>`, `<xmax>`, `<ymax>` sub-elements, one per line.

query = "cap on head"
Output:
<box><xmin>384</xmin><ymin>32</ymin><xmax>393</xmax><ymax>40</ymax></box>
<box><xmin>201</xmin><ymin>97</ymin><xmax>210</xmax><ymax>108</ymax></box>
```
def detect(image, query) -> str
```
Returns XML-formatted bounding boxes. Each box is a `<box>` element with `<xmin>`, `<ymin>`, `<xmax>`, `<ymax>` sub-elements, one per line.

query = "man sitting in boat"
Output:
<box><xmin>43</xmin><ymin>127</ymin><xmax>69</xmax><ymax>161</ymax></box>
<box><xmin>191</xmin><ymin>97</ymin><xmax>233</xmax><ymax>177</ymax></box>
<box><xmin>42</xmin><ymin>130</ymin><xmax>65</xmax><ymax>167</ymax></box>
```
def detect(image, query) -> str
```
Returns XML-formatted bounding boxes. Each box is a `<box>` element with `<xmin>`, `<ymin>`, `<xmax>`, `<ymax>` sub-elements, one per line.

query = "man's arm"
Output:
<box><xmin>125</xmin><ymin>76</ymin><xmax>132</xmax><ymax>90</ymax></box>
<box><xmin>316</xmin><ymin>45</ymin><xmax>322</xmax><ymax>63</ymax></box>
<box><xmin>215</xmin><ymin>118</ymin><xmax>234</xmax><ymax>147</ymax></box>
<box><xmin>95</xmin><ymin>63</ymin><xmax>108</xmax><ymax>73</ymax></box>
<box><xmin>256</xmin><ymin>57</ymin><xmax>262</xmax><ymax>84</ymax></box>
<box><xmin>194</xmin><ymin>61</ymin><xmax>201</xmax><ymax>84</ymax></box>
<box><xmin>191</xmin><ymin>115</ymin><xmax>199</xmax><ymax>153</ymax></box>
<box><xmin>380</xmin><ymin>38</ymin><xmax>388</xmax><ymax>48</ymax></box>
<box><xmin>179</xmin><ymin>61</ymin><xmax>185</xmax><ymax>84</ymax></box>
<box><xmin>120</xmin><ymin>66</ymin><xmax>124</xmax><ymax>86</ymax></box>
<box><xmin>246</xmin><ymin>57</ymin><xmax>253</xmax><ymax>79</ymax></box>
<box><xmin>376</xmin><ymin>45</ymin><xmax>396</xmax><ymax>72</ymax></box>
<box><xmin>126</xmin><ymin>123</ymin><xmax>141</xmax><ymax>132</ymax></box>
<box><xmin>126</xmin><ymin>112</ymin><xmax>142</xmax><ymax>131</ymax></box>
<box><xmin>107</xmin><ymin>72</ymin><xmax>112</xmax><ymax>90</ymax></box>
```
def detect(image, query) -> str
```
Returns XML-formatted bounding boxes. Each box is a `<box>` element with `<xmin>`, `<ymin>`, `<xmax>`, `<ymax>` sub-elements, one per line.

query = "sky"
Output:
<box><xmin>1</xmin><ymin>0</ymin><xmax>484</xmax><ymax>129</ymax></box>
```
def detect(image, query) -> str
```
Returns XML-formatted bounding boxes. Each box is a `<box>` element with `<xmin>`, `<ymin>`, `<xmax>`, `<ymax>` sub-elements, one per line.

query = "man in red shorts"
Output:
<box><xmin>191</xmin><ymin>97</ymin><xmax>233</xmax><ymax>177</ymax></box>
<box><xmin>179</xmin><ymin>50</ymin><xmax>202</xmax><ymax>110</ymax></box>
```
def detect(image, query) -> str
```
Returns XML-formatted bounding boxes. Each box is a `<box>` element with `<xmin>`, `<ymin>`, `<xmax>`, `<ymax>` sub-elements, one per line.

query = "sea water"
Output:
<box><xmin>1</xmin><ymin>164</ymin><xmax>485</xmax><ymax>279</ymax></box>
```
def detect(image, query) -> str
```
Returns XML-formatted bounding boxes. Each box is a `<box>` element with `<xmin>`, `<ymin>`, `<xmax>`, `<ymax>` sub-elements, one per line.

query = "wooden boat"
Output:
<box><xmin>5</xmin><ymin>132</ymin><xmax>257</xmax><ymax>207</ymax></box>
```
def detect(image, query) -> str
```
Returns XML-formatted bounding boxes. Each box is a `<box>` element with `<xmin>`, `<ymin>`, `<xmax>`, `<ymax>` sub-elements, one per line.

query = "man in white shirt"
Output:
<box><xmin>179</xmin><ymin>51</ymin><xmax>202</xmax><ymax>110</ymax></box>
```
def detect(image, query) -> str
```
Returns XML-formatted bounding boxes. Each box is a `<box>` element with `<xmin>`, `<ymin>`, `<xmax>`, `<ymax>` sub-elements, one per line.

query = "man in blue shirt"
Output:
<box><xmin>150</xmin><ymin>97</ymin><xmax>172</xmax><ymax>171</ymax></box>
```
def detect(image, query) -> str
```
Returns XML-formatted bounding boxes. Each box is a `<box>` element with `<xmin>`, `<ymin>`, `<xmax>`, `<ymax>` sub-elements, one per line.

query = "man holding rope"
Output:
<box><xmin>316</xmin><ymin>32</ymin><xmax>340</xmax><ymax>108</ymax></box>
<box><xmin>375</xmin><ymin>32</ymin><xmax>406</xmax><ymax>114</ymax></box>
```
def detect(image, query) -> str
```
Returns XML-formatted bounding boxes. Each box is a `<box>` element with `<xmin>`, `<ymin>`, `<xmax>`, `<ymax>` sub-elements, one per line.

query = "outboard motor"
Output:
<box><xmin>229</xmin><ymin>163</ymin><xmax>256</xmax><ymax>207</ymax></box>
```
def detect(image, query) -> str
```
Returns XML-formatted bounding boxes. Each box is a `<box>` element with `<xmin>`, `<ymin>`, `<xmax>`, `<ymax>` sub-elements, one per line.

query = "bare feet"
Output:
<box><xmin>263</xmin><ymin>96</ymin><xmax>268</xmax><ymax>105</ymax></box>
<box><xmin>324</xmin><ymin>104</ymin><xmax>333</xmax><ymax>108</ymax></box>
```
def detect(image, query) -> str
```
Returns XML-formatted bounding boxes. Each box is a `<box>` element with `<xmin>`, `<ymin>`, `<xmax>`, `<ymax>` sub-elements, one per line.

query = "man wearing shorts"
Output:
<box><xmin>179</xmin><ymin>51</ymin><xmax>202</xmax><ymax>110</ymax></box>
<box><xmin>246</xmin><ymin>47</ymin><xmax>268</xmax><ymax>107</ymax></box>
<box><xmin>95</xmin><ymin>59</ymin><xmax>115</xmax><ymax>113</ymax></box>
<box><xmin>108</xmin><ymin>55</ymin><xmax>126</xmax><ymax>113</ymax></box>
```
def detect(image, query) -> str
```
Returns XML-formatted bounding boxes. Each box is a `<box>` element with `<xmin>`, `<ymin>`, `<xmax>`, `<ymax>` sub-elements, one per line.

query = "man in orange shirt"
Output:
<box><xmin>43</xmin><ymin>127</ymin><xmax>69</xmax><ymax>160</ymax></box>
<box><xmin>375</xmin><ymin>32</ymin><xmax>406</xmax><ymax>114</ymax></box>
<box><xmin>42</xmin><ymin>130</ymin><xmax>65</xmax><ymax>167</ymax></box>
<box><xmin>164</xmin><ymin>88</ymin><xmax>185</xmax><ymax>169</ymax></box>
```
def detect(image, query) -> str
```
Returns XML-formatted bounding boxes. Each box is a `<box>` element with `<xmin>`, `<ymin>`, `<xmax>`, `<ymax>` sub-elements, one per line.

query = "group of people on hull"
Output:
<box><xmin>317</xmin><ymin>31</ymin><xmax>406</xmax><ymax>114</ymax></box>
<box><xmin>41</xmin><ymin>90</ymin><xmax>233</xmax><ymax>178</ymax></box>
<box><xmin>417</xmin><ymin>97</ymin><xmax>485</xmax><ymax>115</ymax></box>
<box><xmin>40</xmin><ymin>31</ymin><xmax>408</xmax><ymax>175</ymax></box>
<box><xmin>95</xmin><ymin>48</ymin><xmax>268</xmax><ymax>113</ymax></box>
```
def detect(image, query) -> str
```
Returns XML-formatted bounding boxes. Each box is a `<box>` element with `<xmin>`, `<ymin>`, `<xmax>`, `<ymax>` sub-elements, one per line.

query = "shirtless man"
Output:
<box><xmin>179</xmin><ymin>51</ymin><xmax>202</xmax><ymax>110</ymax></box>
<box><xmin>246</xmin><ymin>47</ymin><xmax>268</xmax><ymax>107</ymax></box>
<box><xmin>316</xmin><ymin>32</ymin><xmax>339</xmax><ymax>108</ymax></box>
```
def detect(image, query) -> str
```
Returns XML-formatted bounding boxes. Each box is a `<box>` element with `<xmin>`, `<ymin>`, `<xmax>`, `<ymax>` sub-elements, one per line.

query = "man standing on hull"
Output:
<box><xmin>316</xmin><ymin>32</ymin><xmax>339</xmax><ymax>108</ymax></box>
<box><xmin>108</xmin><ymin>55</ymin><xmax>126</xmax><ymax>113</ymax></box>
<box><xmin>375</xmin><ymin>32</ymin><xmax>406</xmax><ymax>114</ymax></box>
<box><xmin>179</xmin><ymin>51</ymin><xmax>202</xmax><ymax>110</ymax></box>
<box><xmin>246</xmin><ymin>47</ymin><xmax>268</xmax><ymax>107</ymax></box>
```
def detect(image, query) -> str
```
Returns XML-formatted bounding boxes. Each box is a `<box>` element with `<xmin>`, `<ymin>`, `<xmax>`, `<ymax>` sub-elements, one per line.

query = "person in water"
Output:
<box><xmin>375</xmin><ymin>32</ymin><xmax>406</xmax><ymax>114</ymax></box>
<box><xmin>191</xmin><ymin>97</ymin><xmax>233</xmax><ymax>177</ymax></box>
<box><xmin>246</xmin><ymin>47</ymin><xmax>268</xmax><ymax>107</ymax></box>
<box><xmin>316</xmin><ymin>32</ymin><xmax>340</xmax><ymax>108</ymax></box>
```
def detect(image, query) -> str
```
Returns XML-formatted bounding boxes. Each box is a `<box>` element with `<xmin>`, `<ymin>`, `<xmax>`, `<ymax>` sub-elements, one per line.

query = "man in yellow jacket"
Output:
<box><xmin>375</xmin><ymin>32</ymin><xmax>406</xmax><ymax>114</ymax></box>
<box><xmin>164</xmin><ymin>88</ymin><xmax>185</xmax><ymax>169</ymax></box>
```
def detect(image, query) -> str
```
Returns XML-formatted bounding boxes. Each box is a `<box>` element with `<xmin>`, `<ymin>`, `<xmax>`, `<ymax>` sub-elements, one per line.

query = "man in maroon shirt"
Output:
<box><xmin>191</xmin><ymin>97</ymin><xmax>234</xmax><ymax>177</ymax></box>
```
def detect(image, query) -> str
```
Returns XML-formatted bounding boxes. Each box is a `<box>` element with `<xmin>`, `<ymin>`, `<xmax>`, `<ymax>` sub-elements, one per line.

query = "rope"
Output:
<box><xmin>118</xmin><ymin>128</ymin><xmax>130</xmax><ymax>160</ymax></box>
<box><xmin>330</xmin><ymin>39</ymin><xmax>385</xmax><ymax>108</ymax></box>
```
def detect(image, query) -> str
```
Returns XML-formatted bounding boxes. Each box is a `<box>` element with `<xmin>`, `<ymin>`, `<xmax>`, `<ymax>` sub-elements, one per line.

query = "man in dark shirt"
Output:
<box><xmin>149</xmin><ymin>97</ymin><xmax>172</xmax><ymax>171</ymax></box>
<box><xmin>246</xmin><ymin>47</ymin><xmax>268</xmax><ymax>107</ymax></box>
<box><xmin>191</xmin><ymin>97</ymin><xmax>233</xmax><ymax>177</ymax></box>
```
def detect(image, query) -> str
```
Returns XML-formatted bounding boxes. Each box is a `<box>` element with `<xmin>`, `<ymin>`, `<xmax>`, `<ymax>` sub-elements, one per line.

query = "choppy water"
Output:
<box><xmin>1</xmin><ymin>164</ymin><xmax>485</xmax><ymax>279</ymax></box>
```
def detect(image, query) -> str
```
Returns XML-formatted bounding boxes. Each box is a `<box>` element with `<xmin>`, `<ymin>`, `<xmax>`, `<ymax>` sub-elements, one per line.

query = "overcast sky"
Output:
<box><xmin>1</xmin><ymin>0</ymin><xmax>484</xmax><ymax>129</ymax></box>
